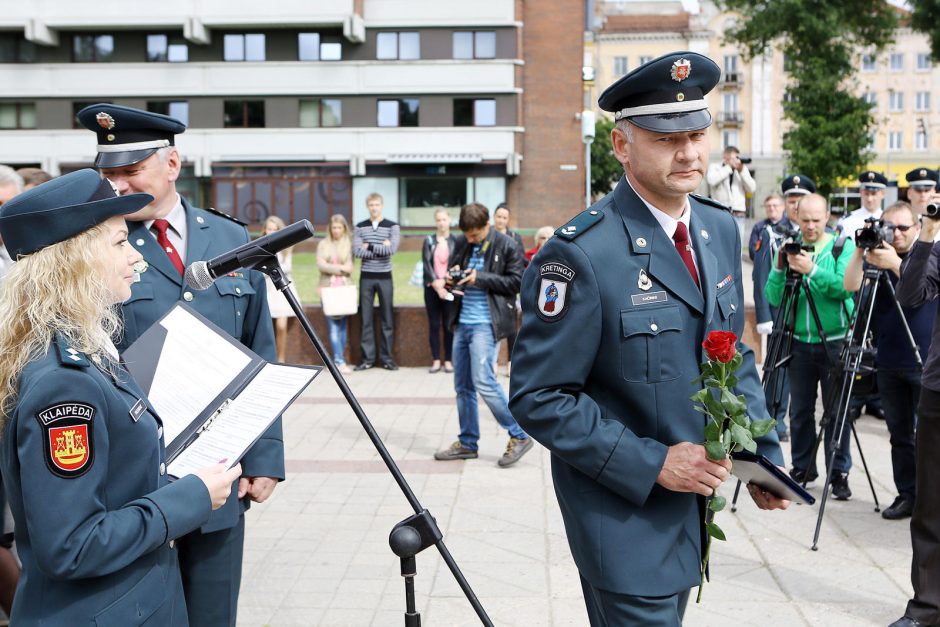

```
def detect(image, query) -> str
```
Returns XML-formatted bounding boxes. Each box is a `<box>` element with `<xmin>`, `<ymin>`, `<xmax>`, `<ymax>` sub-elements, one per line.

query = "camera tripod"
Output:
<box><xmin>730</xmin><ymin>263</ymin><xmax>834</xmax><ymax>511</ymax></box>
<box><xmin>807</xmin><ymin>266</ymin><xmax>922</xmax><ymax>549</ymax></box>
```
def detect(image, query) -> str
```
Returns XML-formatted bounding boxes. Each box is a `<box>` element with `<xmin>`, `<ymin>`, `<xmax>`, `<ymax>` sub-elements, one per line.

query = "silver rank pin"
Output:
<box><xmin>561</xmin><ymin>225</ymin><xmax>577</xmax><ymax>236</ymax></box>
<box><xmin>638</xmin><ymin>269</ymin><xmax>652</xmax><ymax>291</ymax></box>
<box><xmin>133</xmin><ymin>260</ymin><xmax>149</xmax><ymax>275</ymax></box>
<box><xmin>700</xmin><ymin>229</ymin><xmax>709</xmax><ymax>240</ymax></box>
<box><xmin>65</xmin><ymin>347</ymin><xmax>82</xmax><ymax>362</ymax></box>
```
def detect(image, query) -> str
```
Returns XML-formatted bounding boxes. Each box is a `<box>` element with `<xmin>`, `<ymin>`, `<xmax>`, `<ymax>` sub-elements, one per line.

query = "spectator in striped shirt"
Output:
<box><xmin>353</xmin><ymin>193</ymin><xmax>401</xmax><ymax>370</ymax></box>
<box><xmin>434</xmin><ymin>203</ymin><xmax>533</xmax><ymax>467</ymax></box>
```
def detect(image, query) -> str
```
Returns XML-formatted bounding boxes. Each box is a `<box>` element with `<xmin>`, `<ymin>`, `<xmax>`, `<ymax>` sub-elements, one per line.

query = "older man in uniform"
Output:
<box><xmin>77</xmin><ymin>104</ymin><xmax>283</xmax><ymax>627</ymax></box>
<box><xmin>509</xmin><ymin>52</ymin><xmax>788</xmax><ymax>625</ymax></box>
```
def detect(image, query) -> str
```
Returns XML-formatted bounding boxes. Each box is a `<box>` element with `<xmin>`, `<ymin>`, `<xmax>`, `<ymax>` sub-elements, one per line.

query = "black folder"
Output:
<box><xmin>730</xmin><ymin>451</ymin><xmax>816</xmax><ymax>505</ymax></box>
<box><xmin>122</xmin><ymin>302</ymin><xmax>319</xmax><ymax>473</ymax></box>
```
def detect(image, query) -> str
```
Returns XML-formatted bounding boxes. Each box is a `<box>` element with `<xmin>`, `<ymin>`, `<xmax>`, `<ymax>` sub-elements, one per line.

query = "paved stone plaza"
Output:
<box><xmin>237</xmin><ymin>363</ymin><xmax>914</xmax><ymax>626</ymax></box>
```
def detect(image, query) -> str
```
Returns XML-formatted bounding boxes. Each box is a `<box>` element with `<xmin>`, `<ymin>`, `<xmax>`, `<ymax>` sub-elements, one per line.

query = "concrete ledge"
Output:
<box><xmin>283</xmin><ymin>304</ymin><xmax>764</xmax><ymax>367</ymax></box>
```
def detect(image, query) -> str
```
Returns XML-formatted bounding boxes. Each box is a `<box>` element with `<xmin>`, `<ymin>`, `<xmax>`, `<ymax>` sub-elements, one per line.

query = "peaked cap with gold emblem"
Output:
<box><xmin>597</xmin><ymin>51</ymin><xmax>720</xmax><ymax>133</ymax></box>
<box><xmin>76</xmin><ymin>103</ymin><xmax>186</xmax><ymax>169</ymax></box>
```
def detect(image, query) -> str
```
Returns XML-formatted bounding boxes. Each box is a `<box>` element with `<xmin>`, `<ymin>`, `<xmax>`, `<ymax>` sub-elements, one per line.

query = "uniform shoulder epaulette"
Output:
<box><xmin>201</xmin><ymin>206</ymin><xmax>248</xmax><ymax>227</ymax></box>
<box><xmin>690</xmin><ymin>193</ymin><xmax>732</xmax><ymax>213</ymax></box>
<box><xmin>53</xmin><ymin>334</ymin><xmax>90</xmax><ymax>368</ymax></box>
<box><xmin>555</xmin><ymin>209</ymin><xmax>604</xmax><ymax>241</ymax></box>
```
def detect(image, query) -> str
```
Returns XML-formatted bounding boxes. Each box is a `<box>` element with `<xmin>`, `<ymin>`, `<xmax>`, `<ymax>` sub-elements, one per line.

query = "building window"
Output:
<box><xmin>297</xmin><ymin>33</ymin><xmax>342</xmax><ymax>61</ymax></box>
<box><xmin>916</xmin><ymin>130</ymin><xmax>929</xmax><ymax>151</ymax></box>
<box><xmin>0</xmin><ymin>33</ymin><xmax>36</xmax><ymax>62</ymax></box>
<box><xmin>0</xmin><ymin>103</ymin><xmax>36</xmax><ymax>129</ymax></box>
<box><xmin>299</xmin><ymin>99</ymin><xmax>342</xmax><ymax>127</ymax></box>
<box><xmin>723</xmin><ymin>92</ymin><xmax>738</xmax><ymax>114</ymax></box>
<box><xmin>889</xmin><ymin>91</ymin><xmax>904</xmax><ymax>112</ymax></box>
<box><xmin>890</xmin><ymin>53</ymin><xmax>904</xmax><ymax>71</ymax></box>
<box><xmin>224</xmin><ymin>100</ymin><xmax>265</xmax><ymax>127</ymax></box>
<box><xmin>917</xmin><ymin>91</ymin><xmax>931</xmax><ymax>112</ymax></box>
<box><xmin>73</xmin><ymin>35</ymin><xmax>114</xmax><ymax>62</ymax></box>
<box><xmin>377</xmin><ymin>99</ymin><xmax>419</xmax><ymax>127</ymax></box>
<box><xmin>723</xmin><ymin>54</ymin><xmax>738</xmax><ymax>74</ymax></box>
<box><xmin>452</xmin><ymin>31</ymin><xmax>496</xmax><ymax>59</ymax></box>
<box><xmin>639</xmin><ymin>55</ymin><xmax>653</xmax><ymax>65</ymax></box>
<box><xmin>918</xmin><ymin>53</ymin><xmax>932</xmax><ymax>70</ymax></box>
<box><xmin>889</xmin><ymin>130</ymin><xmax>903</xmax><ymax>151</ymax></box>
<box><xmin>861</xmin><ymin>54</ymin><xmax>876</xmax><ymax>71</ymax></box>
<box><xmin>146</xmin><ymin>34</ymin><xmax>188</xmax><ymax>62</ymax></box>
<box><xmin>613</xmin><ymin>56</ymin><xmax>628</xmax><ymax>76</ymax></box>
<box><xmin>722</xmin><ymin>130</ymin><xmax>739</xmax><ymax>149</ymax></box>
<box><xmin>224</xmin><ymin>34</ymin><xmax>265</xmax><ymax>62</ymax></box>
<box><xmin>863</xmin><ymin>92</ymin><xmax>877</xmax><ymax>109</ymax></box>
<box><xmin>376</xmin><ymin>32</ymin><xmax>420</xmax><ymax>60</ymax></box>
<box><xmin>454</xmin><ymin>99</ymin><xmax>496</xmax><ymax>126</ymax></box>
<box><xmin>147</xmin><ymin>101</ymin><xmax>189</xmax><ymax>126</ymax></box>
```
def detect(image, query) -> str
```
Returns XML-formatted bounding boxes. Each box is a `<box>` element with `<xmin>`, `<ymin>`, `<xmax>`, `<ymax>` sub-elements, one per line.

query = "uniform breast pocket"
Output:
<box><xmin>620</xmin><ymin>306</ymin><xmax>683</xmax><ymax>383</ymax></box>
<box><xmin>716</xmin><ymin>286</ymin><xmax>739</xmax><ymax>330</ymax></box>
<box><xmin>214</xmin><ymin>278</ymin><xmax>256</xmax><ymax>338</ymax></box>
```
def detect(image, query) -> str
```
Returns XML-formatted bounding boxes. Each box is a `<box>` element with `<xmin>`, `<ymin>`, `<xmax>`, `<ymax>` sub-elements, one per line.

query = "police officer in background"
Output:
<box><xmin>840</xmin><ymin>170</ymin><xmax>888</xmax><ymax>238</ymax></box>
<box><xmin>781</xmin><ymin>173</ymin><xmax>816</xmax><ymax>225</ymax></box>
<box><xmin>904</xmin><ymin>167</ymin><xmax>939</xmax><ymax>218</ymax></box>
<box><xmin>77</xmin><ymin>104</ymin><xmax>283</xmax><ymax>627</ymax></box>
<box><xmin>510</xmin><ymin>51</ymin><xmax>787</xmax><ymax>625</ymax></box>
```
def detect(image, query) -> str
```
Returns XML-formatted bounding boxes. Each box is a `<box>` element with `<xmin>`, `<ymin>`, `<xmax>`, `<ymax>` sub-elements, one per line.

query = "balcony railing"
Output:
<box><xmin>721</xmin><ymin>72</ymin><xmax>744</xmax><ymax>88</ymax></box>
<box><xmin>717</xmin><ymin>111</ymin><xmax>744</xmax><ymax>127</ymax></box>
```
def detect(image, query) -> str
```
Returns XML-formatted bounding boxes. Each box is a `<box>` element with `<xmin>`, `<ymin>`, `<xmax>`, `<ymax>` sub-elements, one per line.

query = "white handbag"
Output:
<box><xmin>320</xmin><ymin>284</ymin><xmax>358</xmax><ymax>317</ymax></box>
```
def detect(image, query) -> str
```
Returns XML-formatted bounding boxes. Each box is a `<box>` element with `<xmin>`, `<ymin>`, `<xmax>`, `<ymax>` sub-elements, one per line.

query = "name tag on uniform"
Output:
<box><xmin>631</xmin><ymin>291</ymin><xmax>668</xmax><ymax>306</ymax></box>
<box><xmin>130</xmin><ymin>399</ymin><xmax>146</xmax><ymax>422</ymax></box>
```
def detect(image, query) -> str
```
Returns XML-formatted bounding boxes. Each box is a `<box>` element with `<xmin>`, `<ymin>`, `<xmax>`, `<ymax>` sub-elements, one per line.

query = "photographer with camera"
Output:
<box><xmin>434</xmin><ymin>203</ymin><xmax>533</xmax><ymax>467</ymax></box>
<box><xmin>890</xmin><ymin>200</ymin><xmax>940</xmax><ymax>627</ymax></box>
<box><xmin>706</xmin><ymin>145</ymin><xmax>755</xmax><ymax>241</ymax></box>
<box><xmin>766</xmin><ymin>193</ymin><xmax>857</xmax><ymax>498</ymax></box>
<box><xmin>844</xmin><ymin>203</ymin><xmax>934</xmax><ymax>522</ymax></box>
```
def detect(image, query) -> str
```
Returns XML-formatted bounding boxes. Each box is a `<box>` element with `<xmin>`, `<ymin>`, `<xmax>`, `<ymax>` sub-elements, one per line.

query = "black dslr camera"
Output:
<box><xmin>445</xmin><ymin>268</ymin><xmax>471</xmax><ymax>295</ymax></box>
<box><xmin>774</xmin><ymin>222</ymin><xmax>800</xmax><ymax>240</ymax></box>
<box><xmin>739</xmin><ymin>157</ymin><xmax>753</xmax><ymax>164</ymax></box>
<box><xmin>783</xmin><ymin>241</ymin><xmax>814</xmax><ymax>255</ymax></box>
<box><xmin>855</xmin><ymin>217</ymin><xmax>895</xmax><ymax>250</ymax></box>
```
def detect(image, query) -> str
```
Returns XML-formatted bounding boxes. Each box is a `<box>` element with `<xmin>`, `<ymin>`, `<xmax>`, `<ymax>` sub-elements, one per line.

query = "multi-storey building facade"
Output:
<box><xmin>0</xmin><ymin>0</ymin><xmax>585</xmax><ymax>230</ymax></box>
<box><xmin>590</xmin><ymin>0</ymin><xmax>940</xmax><ymax>209</ymax></box>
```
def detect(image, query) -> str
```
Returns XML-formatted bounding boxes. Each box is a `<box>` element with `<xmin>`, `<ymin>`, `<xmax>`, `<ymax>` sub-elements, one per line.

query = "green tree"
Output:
<box><xmin>911</xmin><ymin>0</ymin><xmax>940</xmax><ymax>62</ymax></box>
<box><xmin>716</xmin><ymin>0</ymin><xmax>897</xmax><ymax>197</ymax></box>
<box><xmin>591</xmin><ymin>117</ymin><xmax>622</xmax><ymax>198</ymax></box>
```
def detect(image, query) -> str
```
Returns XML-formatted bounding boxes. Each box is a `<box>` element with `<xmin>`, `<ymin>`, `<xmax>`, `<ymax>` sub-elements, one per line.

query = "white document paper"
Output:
<box><xmin>168</xmin><ymin>363</ymin><xmax>315</xmax><ymax>478</ymax></box>
<box><xmin>145</xmin><ymin>306</ymin><xmax>253</xmax><ymax>445</ymax></box>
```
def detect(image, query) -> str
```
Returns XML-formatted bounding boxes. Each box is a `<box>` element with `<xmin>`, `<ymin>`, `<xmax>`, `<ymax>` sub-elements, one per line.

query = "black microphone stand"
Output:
<box><xmin>241</xmin><ymin>236</ymin><xmax>493</xmax><ymax>626</ymax></box>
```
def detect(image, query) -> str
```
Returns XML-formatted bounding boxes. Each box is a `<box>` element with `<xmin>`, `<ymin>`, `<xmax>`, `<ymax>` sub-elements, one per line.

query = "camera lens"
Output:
<box><xmin>927</xmin><ymin>203</ymin><xmax>940</xmax><ymax>218</ymax></box>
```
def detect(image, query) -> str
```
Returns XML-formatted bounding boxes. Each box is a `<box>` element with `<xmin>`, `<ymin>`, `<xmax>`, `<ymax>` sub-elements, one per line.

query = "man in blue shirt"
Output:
<box><xmin>844</xmin><ymin>202</ymin><xmax>935</xmax><ymax>520</ymax></box>
<box><xmin>434</xmin><ymin>203</ymin><xmax>532</xmax><ymax>467</ymax></box>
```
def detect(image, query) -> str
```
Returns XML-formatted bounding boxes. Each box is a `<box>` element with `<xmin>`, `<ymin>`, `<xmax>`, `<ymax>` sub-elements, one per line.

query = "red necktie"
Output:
<box><xmin>152</xmin><ymin>219</ymin><xmax>184</xmax><ymax>275</ymax></box>
<box><xmin>672</xmin><ymin>222</ymin><xmax>700</xmax><ymax>288</ymax></box>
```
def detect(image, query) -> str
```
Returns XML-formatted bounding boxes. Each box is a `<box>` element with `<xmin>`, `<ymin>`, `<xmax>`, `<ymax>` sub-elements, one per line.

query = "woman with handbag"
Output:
<box><xmin>261</xmin><ymin>216</ymin><xmax>301</xmax><ymax>363</ymax></box>
<box><xmin>423</xmin><ymin>208</ymin><xmax>456</xmax><ymax>373</ymax></box>
<box><xmin>317</xmin><ymin>214</ymin><xmax>355</xmax><ymax>375</ymax></box>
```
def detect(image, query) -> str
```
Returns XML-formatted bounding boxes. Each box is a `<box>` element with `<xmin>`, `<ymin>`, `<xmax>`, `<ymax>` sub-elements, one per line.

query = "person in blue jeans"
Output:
<box><xmin>317</xmin><ymin>214</ymin><xmax>355</xmax><ymax>374</ymax></box>
<box><xmin>434</xmin><ymin>203</ymin><xmax>533</xmax><ymax>467</ymax></box>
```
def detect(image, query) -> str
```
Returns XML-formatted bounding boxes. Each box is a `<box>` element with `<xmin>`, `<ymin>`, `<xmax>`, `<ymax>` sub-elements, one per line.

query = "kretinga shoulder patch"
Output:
<box><xmin>537</xmin><ymin>262</ymin><xmax>575</xmax><ymax>322</ymax></box>
<box><xmin>35</xmin><ymin>402</ymin><xmax>95</xmax><ymax>479</ymax></box>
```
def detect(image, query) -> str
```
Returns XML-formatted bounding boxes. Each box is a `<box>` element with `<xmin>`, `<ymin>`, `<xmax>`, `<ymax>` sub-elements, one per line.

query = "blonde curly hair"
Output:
<box><xmin>0</xmin><ymin>225</ymin><xmax>120</xmax><ymax>424</ymax></box>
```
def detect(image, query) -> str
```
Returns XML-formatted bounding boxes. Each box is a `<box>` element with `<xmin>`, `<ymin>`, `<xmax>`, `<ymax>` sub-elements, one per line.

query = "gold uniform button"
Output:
<box><xmin>183</xmin><ymin>292</ymin><xmax>194</xmax><ymax>302</ymax></box>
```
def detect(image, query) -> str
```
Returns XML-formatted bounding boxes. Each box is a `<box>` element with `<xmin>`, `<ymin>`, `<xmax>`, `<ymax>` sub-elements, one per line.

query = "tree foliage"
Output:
<box><xmin>716</xmin><ymin>0</ymin><xmax>897</xmax><ymax>197</ymax></box>
<box><xmin>590</xmin><ymin>116</ymin><xmax>622</xmax><ymax>198</ymax></box>
<box><xmin>911</xmin><ymin>0</ymin><xmax>940</xmax><ymax>63</ymax></box>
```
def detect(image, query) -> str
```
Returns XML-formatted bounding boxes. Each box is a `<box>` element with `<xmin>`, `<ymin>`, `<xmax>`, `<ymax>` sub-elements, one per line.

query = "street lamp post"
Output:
<box><xmin>581</xmin><ymin>110</ymin><xmax>596</xmax><ymax>208</ymax></box>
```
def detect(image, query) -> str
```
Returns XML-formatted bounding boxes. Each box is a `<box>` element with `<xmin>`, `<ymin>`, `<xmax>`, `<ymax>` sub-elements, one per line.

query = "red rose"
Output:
<box><xmin>702</xmin><ymin>331</ymin><xmax>737</xmax><ymax>363</ymax></box>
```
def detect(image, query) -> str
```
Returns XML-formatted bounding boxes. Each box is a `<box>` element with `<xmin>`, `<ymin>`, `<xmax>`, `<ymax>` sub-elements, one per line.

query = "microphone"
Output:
<box><xmin>185</xmin><ymin>219</ymin><xmax>315</xmax><ymax>290</ymax></box>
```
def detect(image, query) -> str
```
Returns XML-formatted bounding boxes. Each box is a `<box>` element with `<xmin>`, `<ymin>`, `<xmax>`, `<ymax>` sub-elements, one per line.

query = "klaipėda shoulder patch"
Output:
<box><xmin>35</xmin><ymin>402</ymin><xmax>95</xmax><ymax>479</ymax></box>
<box><xmin>537</xmin><ymin>262</ymin><xmax>575</xmax><ymax>322</ymax></box>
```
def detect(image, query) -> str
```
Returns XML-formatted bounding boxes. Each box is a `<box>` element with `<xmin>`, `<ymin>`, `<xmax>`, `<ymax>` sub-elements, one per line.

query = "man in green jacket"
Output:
<box><xmin>766</xmin><ymin>193</ymin><xmax>856</xmax><ymax>499</ymax></box>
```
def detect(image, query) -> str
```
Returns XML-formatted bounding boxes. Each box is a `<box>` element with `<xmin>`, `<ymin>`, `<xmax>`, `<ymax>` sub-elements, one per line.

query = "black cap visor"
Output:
<box><xmin>626</xmin><ymin>108</ymin><xmax>712</xmax><ymax>133</ymax></box>
<box><xmin>95</xmin><ymin>147</ymin><xmax>160</xmax><ymax>169</ymax></box>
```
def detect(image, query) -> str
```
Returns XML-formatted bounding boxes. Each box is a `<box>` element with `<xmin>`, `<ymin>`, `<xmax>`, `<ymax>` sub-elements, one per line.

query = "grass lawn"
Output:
<box><xmin>291</xmin><ymin>251</ymin><xmax>425</xmax><ymax>305</ymax></box>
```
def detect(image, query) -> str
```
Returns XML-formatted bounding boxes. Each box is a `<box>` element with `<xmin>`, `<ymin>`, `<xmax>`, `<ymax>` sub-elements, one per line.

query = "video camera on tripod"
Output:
<box><xmin>855</xmin><ymin>217</ymin><xmax>895</xmax><ymax>250</ymax></box>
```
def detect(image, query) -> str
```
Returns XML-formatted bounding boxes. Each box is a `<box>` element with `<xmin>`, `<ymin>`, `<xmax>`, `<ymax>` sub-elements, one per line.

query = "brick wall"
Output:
<box><xmin>512</xmin><ymin>0</ymin><xmax>587</xmax><ymax>231</ymax></box>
